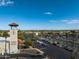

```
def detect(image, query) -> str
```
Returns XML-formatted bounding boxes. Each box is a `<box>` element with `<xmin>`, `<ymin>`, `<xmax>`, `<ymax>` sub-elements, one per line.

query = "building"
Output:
<box><xmin>0</xmin><ymin>23</ymin><xmax>19</xmax><ymax>55</ymax></box>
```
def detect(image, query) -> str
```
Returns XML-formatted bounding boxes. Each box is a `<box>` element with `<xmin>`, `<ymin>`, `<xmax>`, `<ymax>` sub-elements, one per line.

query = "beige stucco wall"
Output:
<box><xmin>9</xmin><ymin>30</ymin><xmax>18</xmax><ymax>54</ymax></box>
<box><xmin>0</xmin><ymin>30</ymin><xmax>18</xmax><ymax>54</ymax></box>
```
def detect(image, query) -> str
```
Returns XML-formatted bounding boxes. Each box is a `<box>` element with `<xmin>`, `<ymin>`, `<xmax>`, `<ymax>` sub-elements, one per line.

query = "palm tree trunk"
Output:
<box><xmin>5</xmin><ymin>37</ymin><xmax>7</xmax><ymax>59</ymax></box>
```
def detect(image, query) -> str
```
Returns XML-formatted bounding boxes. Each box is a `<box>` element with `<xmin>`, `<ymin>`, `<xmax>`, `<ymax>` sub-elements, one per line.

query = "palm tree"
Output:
<box><xmin>2</xmin><ymin>31</ymin><xmax>9</xmax><ymax>55</ymax></box>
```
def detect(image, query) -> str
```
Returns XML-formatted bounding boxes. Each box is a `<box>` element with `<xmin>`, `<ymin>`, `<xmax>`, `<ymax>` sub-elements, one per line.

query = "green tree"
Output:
<box><xmin>70</xmin><ymin>56</ymin><xmax>75</xmax><ymax>59</ymax></box>
<box><xmin>2</xmin><ymin>31</ymin><xmax>9</xmax><ymax>38</ymax></box>
<box><xmin>18</xmin><ymin>31</ymin><xmax>26</xmax><ymax>40</ymax></box>
<box><xmin>25</xmin><ymin>40</ymin><xmax>33</xmax><ymax>46</ymax></box>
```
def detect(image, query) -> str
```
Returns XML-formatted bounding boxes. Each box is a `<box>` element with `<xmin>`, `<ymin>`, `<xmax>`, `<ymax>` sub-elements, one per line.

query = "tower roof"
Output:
<box><xmin>9</xmin><ymin>22</ymin><xmax>19</xmax><ymax>27</ymax></box>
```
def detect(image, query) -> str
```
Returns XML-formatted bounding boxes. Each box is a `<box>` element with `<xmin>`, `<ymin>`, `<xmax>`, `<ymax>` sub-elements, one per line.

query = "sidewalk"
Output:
<box><xmin>20</xmin><ymin>46</ymin><xmax>44</xmax><ymax>55</ymax></box>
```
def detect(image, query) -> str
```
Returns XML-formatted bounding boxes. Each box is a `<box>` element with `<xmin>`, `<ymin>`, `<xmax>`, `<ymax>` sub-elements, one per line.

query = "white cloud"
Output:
<box><xmin>49</xmin><ymin>19</ymin><xmax>79</xmax><ymax>24</ymax></box>
<box><xmin>44</xmin><ymin>12</ymin><xmax>53</xmax><ymax>15</ymax></box>
<box><xmin>66</xmin><ymin>20</ymin><xmax>79</xmax><ymax>24</ymax></box>
<box><xmin>0</xmin><ymin>0</ymin><xmax>14</xmax><ymax>6</ymax></box>
<box><xmin>60</xmin><ymin>20</ymin><xmax>68</xmax><ymax>22</ymax></box>
<box><xmin>49</xmin><ymin>20</ymin><xmax>57</xmax><ymax>22</ymax></box>
<box><xmin>6</xmin><ymin>0</ymin><xmax>14</xmax><ymax>4</ymax></box>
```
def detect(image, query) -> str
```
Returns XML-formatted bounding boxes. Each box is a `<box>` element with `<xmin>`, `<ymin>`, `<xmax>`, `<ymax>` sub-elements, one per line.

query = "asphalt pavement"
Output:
<box><xmin>33</xmin><ymin>40</ymin><xmax>72</xmax><ymax>59</ymax></box>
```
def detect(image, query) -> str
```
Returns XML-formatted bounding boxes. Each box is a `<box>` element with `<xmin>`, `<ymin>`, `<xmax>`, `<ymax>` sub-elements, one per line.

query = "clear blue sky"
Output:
<box><xmin>0</xmin><ymin>0</ymin><xmax>79</xmax><ymax>30</ymax></box>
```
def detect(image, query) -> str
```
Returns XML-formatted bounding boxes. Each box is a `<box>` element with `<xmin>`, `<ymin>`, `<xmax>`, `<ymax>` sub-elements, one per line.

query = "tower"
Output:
<box><xmin>9</xmin><ymin>23</ymin><xmax>19</xmax><ymax>54</ymax></box>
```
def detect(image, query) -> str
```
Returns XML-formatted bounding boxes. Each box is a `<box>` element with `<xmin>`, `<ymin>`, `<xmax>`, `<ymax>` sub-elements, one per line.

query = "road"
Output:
<box><xmin>43</xmin><ymin>45</ymin><xmax>71</xmax><ymax>59</ymax></box>
<box><xmin>34</xmin><ymin>40</ymin><xmax>72</xmax><ymax>59</ymax></box>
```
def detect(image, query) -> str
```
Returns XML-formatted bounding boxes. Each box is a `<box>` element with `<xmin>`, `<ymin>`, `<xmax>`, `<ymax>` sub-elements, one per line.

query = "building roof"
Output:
<box><xmin>0</xmin><ymin>40</ymin><xmax>9</xmax><ymax>42</ymax></box>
